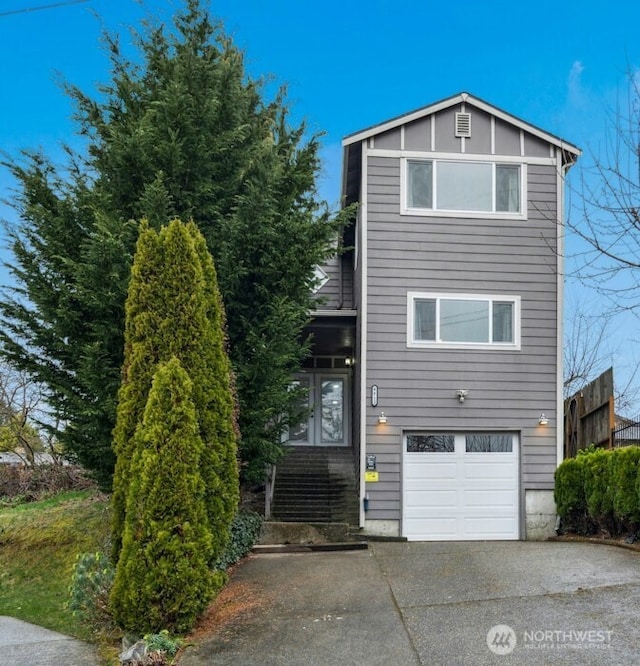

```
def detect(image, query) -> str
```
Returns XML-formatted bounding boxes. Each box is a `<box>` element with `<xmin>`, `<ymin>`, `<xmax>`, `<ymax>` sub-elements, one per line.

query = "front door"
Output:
<box><xmin>289</xmin><ymin>373</ymin><xmax>349</xmax><ymax>446</ymax></box>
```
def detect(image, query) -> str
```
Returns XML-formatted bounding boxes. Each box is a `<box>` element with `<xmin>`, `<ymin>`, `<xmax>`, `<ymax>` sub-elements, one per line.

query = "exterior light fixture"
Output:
<box><xmin>456</xmin><ymin>389</ymin><xmax>468</xmax><ymax>403</ymax></box>
<box><xmin>377</xmin><ymin>412</ymin><xmax>388</xmax><ymax>424</ymax></box>
<box><xmin>538</xmin><ymin>413</ymin><xmax>549</xmax><ymax>426</ymax></box>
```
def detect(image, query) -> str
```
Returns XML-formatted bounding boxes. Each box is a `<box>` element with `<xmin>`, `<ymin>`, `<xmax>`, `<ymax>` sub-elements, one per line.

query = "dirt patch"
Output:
<box><xmin>550</xmin><ymin>533</ymin><xmax>640</xmax><ymax>553</ymax></box>
<box><xmin>187</xmin><ymin>559</ymin><xmax>270</xmax><ymax>643</ymax></box>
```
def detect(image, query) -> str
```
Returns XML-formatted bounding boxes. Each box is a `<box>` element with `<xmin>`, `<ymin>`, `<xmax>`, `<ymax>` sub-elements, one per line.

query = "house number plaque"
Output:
<box><xmin>371</xmin><ymin>385</ymin><xmax>378</xmax><ymax>407</ymax></box>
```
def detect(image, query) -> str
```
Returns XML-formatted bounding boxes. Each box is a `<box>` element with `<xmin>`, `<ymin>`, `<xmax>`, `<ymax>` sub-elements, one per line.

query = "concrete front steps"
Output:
<box><xmin>269</xmin><ymin>446</ymin><xmax>360</xmax><ymax>525</ymax></box>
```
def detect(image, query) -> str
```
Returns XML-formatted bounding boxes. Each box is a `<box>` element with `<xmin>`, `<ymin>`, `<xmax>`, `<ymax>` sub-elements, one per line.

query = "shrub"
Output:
<box><xmin>582</xmin><ymin>448</ymin><xmax>615</xmax><ymax>533</ymax></box>
<box><xmin>68</xmin><ymin>551</ymin><xmax>116</xmax><ymax>633</ymax></box>
<box><xmin>144</xmin><ymin>630</ymin><xmax>184</xmax><ymax>659</ymax></box>
<box><xmin>554</xmin><ymin>457</ymin><xmax>589</xmax><ymax>534</ymax></box>
<box><xmin>111</xmin><ymin>220</ymin><xmax>238</xmax><ymax>565</ymax></box>
<box><xmin>611</xmin><ymin>446</ymin><xmax>640</xmax><ymax>531</ymax></box>
<box><xmin>215</xmin><ymin>511</ymin><xmax>263</xmax><ymax>571</ymax></box>
<box><xmin>120</xmin><ymin>630</ymin><xmax>184</xmax><ymax>666</ymax></box>
<box><xmin>0</xmin><ymin>463</ymin><xmax>95</xmax><ymax>505</ymax></box>
<box><xmin>110</xmin><ymin>359</ymin><xmax>214</xmax><ymax>634</ymax></box>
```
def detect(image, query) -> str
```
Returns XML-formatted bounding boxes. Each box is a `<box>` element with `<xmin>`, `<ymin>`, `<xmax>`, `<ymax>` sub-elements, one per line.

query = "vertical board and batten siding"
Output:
<box><xmin>463</xmin><ymin>106</ymin><xmax>492</xmax><ymax>154</ymax></box>
<box><xmin>363</xmin><ymin>107</ymin><xmax>562</xmax><ymax>524</ymax></box>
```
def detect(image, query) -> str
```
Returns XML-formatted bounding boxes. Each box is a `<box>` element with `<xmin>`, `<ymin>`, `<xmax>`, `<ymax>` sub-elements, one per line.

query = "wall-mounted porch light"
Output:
<box><xmin>538</xmin><ymin>413</ymin><xmax>549</xmax><ymax>426</ymax></box>
<box><xmin>377</xmin><ymin>412</ymin><xmax>388</xmax><ymax>424</ymax></box>
<box><xmin>456</xmin><ymin>389</ymin><xmax>468</xmax><ymax>403</ymax></box>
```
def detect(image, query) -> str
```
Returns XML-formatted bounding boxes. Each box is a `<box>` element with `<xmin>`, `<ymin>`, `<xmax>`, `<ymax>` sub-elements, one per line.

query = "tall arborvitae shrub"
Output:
<box><xmin>111</xmin><ymin>219</ymin><xmax>238</xmax><ymax>563</ymax></box>
<box><xmin>111</xmin><ymin>222</ymin><xmax>162</xmax><ymax>561</ymax></box>
<box><xmin>188</xmin><ymin>222</ymin><xmax>239</xmax><ymax>548</ymax></box>
<box><xmin>110</xmin><ymin>358</ymin><xmax>216</xmax><ymax>634</ymax></box>
<box><xmin>554</xmin><ymin>456</ymin><xmax>589</xmax><ymax>534</ymax></box>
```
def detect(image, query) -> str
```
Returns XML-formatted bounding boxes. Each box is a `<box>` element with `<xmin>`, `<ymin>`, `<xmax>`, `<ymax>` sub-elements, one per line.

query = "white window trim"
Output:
<box><xmin>400</xmin><ymin>156</ymin><xmax>527</xmax><ymax>220</ymax></box>
<box><xmin>407</xmin><ymin>292</ymin><xmax>521</xmax><ymax>351</ymax></box>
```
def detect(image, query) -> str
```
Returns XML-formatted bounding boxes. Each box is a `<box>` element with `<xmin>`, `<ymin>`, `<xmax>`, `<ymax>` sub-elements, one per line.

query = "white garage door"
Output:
<box><xmin>403</xmin><ymin>432</ymin><xmax>519</xmax><ymax>541</ymax></box>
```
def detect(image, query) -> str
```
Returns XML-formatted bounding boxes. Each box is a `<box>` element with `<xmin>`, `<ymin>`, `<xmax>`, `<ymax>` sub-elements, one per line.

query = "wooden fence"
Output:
<box><xmin>564</xmin><ymin>368</ymin><xmax>615</xmax><ymax>458</ymax></box>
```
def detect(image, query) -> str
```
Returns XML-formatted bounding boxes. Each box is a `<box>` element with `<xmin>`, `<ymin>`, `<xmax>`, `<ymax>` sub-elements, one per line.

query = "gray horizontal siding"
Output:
<box><xmin>363</xmin><ymin>153</ymin><xmax>562</xmax><ymax>521</ymax></box>
<box><xmin>314</xmin><ymin>254</ymin><xmax>354</xmax><ymax>309</ymax></box>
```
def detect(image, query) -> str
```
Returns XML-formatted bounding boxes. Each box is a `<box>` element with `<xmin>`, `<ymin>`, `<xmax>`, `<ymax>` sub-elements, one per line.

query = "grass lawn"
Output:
<box><xmin>0</xmin><ymin>490</ymin><xmax>111</xmax><ymax>640</ymax></box>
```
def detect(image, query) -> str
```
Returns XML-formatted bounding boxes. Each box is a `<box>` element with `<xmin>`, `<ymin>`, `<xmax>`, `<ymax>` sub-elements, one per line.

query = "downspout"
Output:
<box><xmin>358</xmin><ymin>140</ymin><xmax>368</xmax><ymax>529</ymax></box>
<box><xmin>338</xmin><ymin>224</ymin><xmax>344</xmax><ymax>310</ymax></box>
<box><xmin>556</xmin><ymin>147</ymin><xmax>578</xmax><ymax>465</ymax></box>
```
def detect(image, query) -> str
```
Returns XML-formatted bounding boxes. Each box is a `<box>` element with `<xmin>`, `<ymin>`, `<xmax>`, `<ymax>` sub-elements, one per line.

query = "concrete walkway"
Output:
<box><xmin>178</xmin><ymin>541</ymin><xmax>640</xmax><ymax>665</ymax></box>
<box><xmin>0</xmin><ymin>616</ymin><xmax>100</xmax><ymax>666</ymax></box>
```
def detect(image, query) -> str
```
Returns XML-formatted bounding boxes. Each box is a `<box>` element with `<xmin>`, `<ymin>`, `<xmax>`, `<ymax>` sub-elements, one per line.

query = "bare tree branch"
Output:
<box><xmin>0</xmin><ymin>361</ymin><xmax>63</xmax><ymax>467</ymax></box>
<box><xmin>568</xmin><ymin>69</ymin><xmax>640</xmax><ymax>315</ymax></box>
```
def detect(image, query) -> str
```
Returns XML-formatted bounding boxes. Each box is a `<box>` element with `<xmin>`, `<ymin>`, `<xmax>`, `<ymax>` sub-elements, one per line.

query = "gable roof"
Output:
<box><xmin>342</xmin><ymin>91</ymin><xmax>581</xmax><ymax>159</ymax></box>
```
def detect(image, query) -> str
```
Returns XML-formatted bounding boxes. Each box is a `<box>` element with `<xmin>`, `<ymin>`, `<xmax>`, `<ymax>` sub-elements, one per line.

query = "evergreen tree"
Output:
<box><xmin>111</xmin><ymin>219</ymin><xmax>237</xmax><ymax>562</ymax></box>
<box><xmin>110</xmin><ymin>357</ymin><xmax>216</xmax><ymax>634</ymax></box>
<box><xmin>0</xmin><ymin>0</ymin><xmax>343</xmax><ymax>486</ymax></box>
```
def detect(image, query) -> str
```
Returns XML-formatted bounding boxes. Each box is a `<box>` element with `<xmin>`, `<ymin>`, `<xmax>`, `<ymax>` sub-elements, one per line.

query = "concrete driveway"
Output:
<box><xmin>179</xmin><ymin>540</ymin><xmax>640</xmax><ymax>665</ymax></box>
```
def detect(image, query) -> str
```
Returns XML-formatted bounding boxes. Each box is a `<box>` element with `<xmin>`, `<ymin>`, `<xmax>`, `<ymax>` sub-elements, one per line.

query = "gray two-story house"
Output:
<box><xmin>279</xmin><ymin>92</ymin><xmax>580</xmax><ymax>541</ymax></box>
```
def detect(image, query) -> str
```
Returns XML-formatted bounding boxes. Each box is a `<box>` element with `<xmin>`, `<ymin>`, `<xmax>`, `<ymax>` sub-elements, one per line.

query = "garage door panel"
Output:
<box><xmin>463</xmin><ymin>462</ymin><xmax>514</xmax><ymax>478</ymax></box>
<box><xmin>405</xmin><ymin>462</ymin><xmax>456</xmax><ymax>479</ymax></box>
<box><xmin>463</xmin><ymin>489</ymin><xmax>515</xmax><ymax>507</ymax></box>
<box><xmin>405</xmin><ymin>477</ymin><xmax>457</xmax><ymax>491</ymax></box>
<box><xmin>405</xmin><ymin>467</ymin><xmax>458</xmax><ymax>488</ymax></box>
<box><xmin>407</xmin><ymin>518</ymin><xmax>458</xmax><ymax>540</ymax></box>
<box><xmin>463</xmin><ymin>517</ymin><xmax>518</xmax><ymax>539</ymax></box>
<box><xmin>462</xmin><ymin>479</ymin><xmax>517</xmax><ymax>494</ymax></box>
<box><xmin>403</xmin><ymin>432</ymin><xmax>519</xmax><ymax>541</ymax></box>
<box><xmin>405</xmin><ymin>490</ymin><xmax>457</xmax><ymax>509</ymax></box>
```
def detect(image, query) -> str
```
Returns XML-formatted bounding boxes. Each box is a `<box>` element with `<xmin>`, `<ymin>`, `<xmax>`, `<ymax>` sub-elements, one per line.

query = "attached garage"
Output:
<box><xmin>402</xmin><ymin>432</ymin><xmax>519</xmax><ymax>541</ymax></box>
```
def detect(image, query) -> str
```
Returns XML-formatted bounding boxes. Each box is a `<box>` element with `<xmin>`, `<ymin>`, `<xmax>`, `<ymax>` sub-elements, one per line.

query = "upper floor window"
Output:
<box><xmin>407</xmin><ymin>292</ymin><xmax>521</xmax><ymax>350</ymax></box>
<box><xmin>405</xmin><ymin>159</ymin><xmax>523</xmax><ymax>217</ymax></box>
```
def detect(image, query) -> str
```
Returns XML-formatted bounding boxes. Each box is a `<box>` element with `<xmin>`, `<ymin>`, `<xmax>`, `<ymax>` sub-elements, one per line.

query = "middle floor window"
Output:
<box><xmin>405</xmin><ymin>158</ymin><xmax>522</xmax><ymax>216</ymax></box>
<box><xmin>407</xmin><ymin>292</ymin><xmax>521</xmax><ymax>350</ymax></box>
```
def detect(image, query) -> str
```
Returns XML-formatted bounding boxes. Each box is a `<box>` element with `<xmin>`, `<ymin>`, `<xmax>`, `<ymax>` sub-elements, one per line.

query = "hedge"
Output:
<box><xmin>555</xmin><ymin>446</ymin><xmax>640</xmax><ymax>536</ymax></box>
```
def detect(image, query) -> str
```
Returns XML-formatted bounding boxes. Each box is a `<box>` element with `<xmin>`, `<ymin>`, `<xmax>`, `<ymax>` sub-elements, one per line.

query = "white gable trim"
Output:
<box><xmin>368</xmin><ymin>148</ymin><xmax>555</xmax><ymax>165</ymax></box>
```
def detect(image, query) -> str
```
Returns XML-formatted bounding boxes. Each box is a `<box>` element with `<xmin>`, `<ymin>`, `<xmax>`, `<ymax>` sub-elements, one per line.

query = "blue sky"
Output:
<box><xmin>1</xmin><ymin>0</ymin><xmax>640</xmax><ymax>409</ymax></box>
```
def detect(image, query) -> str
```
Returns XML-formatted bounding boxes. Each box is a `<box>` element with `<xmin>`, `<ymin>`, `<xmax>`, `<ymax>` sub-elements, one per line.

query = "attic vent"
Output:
<box><xmin>455</xmin><ymin>112</ymin><xmax>471</xmax><ymax>138</ymax></box>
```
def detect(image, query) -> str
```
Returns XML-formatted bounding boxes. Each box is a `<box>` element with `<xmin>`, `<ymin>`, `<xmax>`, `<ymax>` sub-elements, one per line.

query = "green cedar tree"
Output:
<box><xmin>0</xmin><ymin>0</ymin><xmax>345</xmax><ymax>486</ymax></box>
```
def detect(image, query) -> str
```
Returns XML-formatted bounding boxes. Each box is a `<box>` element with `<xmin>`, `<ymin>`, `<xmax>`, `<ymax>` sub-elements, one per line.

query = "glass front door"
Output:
<box><xmin>289</xmin><ymin>373</ymin><xmax>349</xmax><ymax>446</ymax></box>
